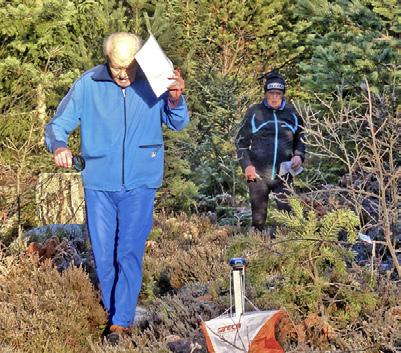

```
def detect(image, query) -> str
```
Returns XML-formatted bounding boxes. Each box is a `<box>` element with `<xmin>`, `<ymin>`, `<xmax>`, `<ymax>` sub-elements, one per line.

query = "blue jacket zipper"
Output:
<box><xmin>122</xmin><ymin>88</ymin><xmax>127</xmax><ymax>187</ymax></box>
<box><xmin>272</xmin><ymin>110</ymin><xmax>279</xmax><ymax>180</ymax></box>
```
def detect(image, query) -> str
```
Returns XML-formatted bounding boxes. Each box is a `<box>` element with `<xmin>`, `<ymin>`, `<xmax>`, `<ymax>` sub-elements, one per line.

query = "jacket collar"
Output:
<box><xmin>91</xmin><ymin>64</ymin><xmax>114</xmax><ymax>82</ymax></box>
<box><xmin>262</xmin><ymin>97</ymin><xmax>286</xmax><ymax>110</ymax></box>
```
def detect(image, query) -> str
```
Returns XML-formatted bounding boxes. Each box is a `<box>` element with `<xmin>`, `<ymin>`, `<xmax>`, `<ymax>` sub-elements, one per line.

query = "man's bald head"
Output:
<box><xmin>103</xmin><ymin>33</ymin><xmax>143</xmax><ymax>88</ymax></box>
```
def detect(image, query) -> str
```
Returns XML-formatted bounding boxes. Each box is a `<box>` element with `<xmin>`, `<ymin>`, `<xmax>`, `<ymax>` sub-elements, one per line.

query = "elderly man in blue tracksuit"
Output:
<box><xmin>45</xmin><ymin>32</ymin><xmax>189</xmax><ymax>342</ymax></box>
<box><xmin>236</xmin><ymin>70</ymin><xmax>305</xmax><ymax>237</ymax></box>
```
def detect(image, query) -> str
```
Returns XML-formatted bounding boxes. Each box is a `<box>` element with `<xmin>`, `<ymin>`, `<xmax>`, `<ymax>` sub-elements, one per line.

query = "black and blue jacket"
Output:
<box><xmin>235</xmin><ymin>98</ymin><xmax>305</xmax><ymax>180</ymax></box>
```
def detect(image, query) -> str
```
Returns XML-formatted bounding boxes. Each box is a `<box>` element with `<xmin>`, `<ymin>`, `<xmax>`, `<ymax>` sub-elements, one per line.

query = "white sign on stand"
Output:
<box><xmin>201</xmin><ymin>258</ymin><xmax>285</xmax><ymax>353</ymax></box>
<box><xmin>232</xmin><ymin>269</ymin><xmax>244</xmax><ymax>318</ymax></box>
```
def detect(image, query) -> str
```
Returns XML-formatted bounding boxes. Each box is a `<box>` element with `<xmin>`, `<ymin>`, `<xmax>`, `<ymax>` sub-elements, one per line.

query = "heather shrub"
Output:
<box><xmin>0</xmin><ymin>210</ymin><xmax>398</xmax><ymax>352</ymax></box>
<box><xmin>88</xmin><ymin>334</ymin><xmax>171</xmax><ymax>353</ymax></box>
<box><xmin>88</xmin><ymin>283</ymin><xmax>222</xmax><ymax>353</ymax></box>
<box><xmin>141</xmin><ymin>213</ymin><xmax>232</xmax><ymax>300</ymax></box>
<box><xmin>0</xmin><ymin>252</ymin><xmax>106</xmax><ymax>353</ymax></box>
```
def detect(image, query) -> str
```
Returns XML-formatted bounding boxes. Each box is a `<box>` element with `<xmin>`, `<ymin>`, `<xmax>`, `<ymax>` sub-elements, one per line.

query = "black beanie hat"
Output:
<box><xmin>264</xmin><ymin>70</ymin><xmax>286</xmax><ymax>92</ymax></box>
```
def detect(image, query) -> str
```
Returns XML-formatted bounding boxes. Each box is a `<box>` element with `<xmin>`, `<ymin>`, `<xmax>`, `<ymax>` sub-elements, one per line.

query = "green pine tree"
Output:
<box><xmin>296</xmin><ymin>0</ymin><xmax>401</xmax><ymax>100</ymax></box>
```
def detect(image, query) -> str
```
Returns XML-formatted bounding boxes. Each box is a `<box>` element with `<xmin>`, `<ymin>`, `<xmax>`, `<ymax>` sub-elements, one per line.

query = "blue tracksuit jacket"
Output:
<box><xmin>45</xmin><ymin>64</ymin><xmax>190</xmax><ymax>191</ymax></box>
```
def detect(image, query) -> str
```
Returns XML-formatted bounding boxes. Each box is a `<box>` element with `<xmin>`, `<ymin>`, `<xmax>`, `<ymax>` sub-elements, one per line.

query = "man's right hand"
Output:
<box><xmin>245</xmin><ymin>165</ymin><xmax>257</xmax><ymax>181</ymax></box>
<box><xmin>54</xmin><ymin>147</ymin><xmax>72</xmax><ymax>168</ymax></box>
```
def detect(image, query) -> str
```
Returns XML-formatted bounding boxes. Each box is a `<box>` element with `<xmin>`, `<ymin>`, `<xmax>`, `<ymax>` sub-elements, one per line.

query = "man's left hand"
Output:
<box><xmin>291</xmin><ymin>155</ymin><xmax>302</xmax><ymax>170</ymax></box>
<box><xmin>168</xmin><ymin>69</ymin><xmax>185</xmax><ymax>103</ymax></box>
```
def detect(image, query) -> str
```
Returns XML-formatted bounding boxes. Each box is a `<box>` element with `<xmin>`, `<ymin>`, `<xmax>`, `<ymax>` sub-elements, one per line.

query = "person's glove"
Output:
<box><xmin>245</xmin><ymin>165</ymin><xmax>257</xmax><ymax>182</ymax></box>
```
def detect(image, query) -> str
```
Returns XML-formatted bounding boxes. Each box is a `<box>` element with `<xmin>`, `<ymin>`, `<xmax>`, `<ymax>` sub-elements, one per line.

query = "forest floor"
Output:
<box><xmin>0</xmin><ymin>210</ymin><xmax>400</xmax><ymax>353</ymax></box>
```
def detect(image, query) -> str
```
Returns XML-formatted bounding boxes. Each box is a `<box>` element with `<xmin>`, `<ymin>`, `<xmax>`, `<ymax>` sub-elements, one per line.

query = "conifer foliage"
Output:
<box><xmin>268</xmin><ymin>199</ymin><xmax>367</xmax><ymax>318</ymax></box>
<box><xmin>296</xmin><ymin>0</ymin><xmax>401</xmax><ymax>98</ymax></box>
<box><xmin>228</xmin><ymin>199</ymin><xmax>378</xmax><ymax>329</ymax></box>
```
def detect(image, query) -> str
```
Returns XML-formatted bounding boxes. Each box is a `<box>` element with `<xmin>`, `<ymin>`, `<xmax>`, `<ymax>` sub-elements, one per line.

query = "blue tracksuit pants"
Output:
<box><xmin>84</xmin><ymin>187</ymin><xmax>156</xmax><ymax>327</ymax></box>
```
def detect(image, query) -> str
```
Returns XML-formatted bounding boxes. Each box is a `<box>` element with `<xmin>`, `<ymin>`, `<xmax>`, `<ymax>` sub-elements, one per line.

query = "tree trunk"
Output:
<box><xmin>36</xmin><ymin>83</ymin><xmax>47</xmax><ymax>146</ymax></box>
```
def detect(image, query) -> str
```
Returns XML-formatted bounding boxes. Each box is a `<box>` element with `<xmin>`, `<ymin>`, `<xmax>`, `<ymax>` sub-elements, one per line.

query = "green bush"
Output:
<box><xmin>227</xmin><ymin>199</ymin><xmax>378</xmax><ymax>324</ymax></box>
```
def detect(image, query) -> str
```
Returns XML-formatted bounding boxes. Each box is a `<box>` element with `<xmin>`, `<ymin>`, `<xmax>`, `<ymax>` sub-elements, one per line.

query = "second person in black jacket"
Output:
<box><xmin>235</xmin><ymin>70</ymin><xmax>305</xmax><ymax>236</ymax></box>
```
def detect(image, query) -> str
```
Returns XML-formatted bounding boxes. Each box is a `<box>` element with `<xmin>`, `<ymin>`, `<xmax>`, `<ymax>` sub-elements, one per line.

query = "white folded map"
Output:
<box><xmin>279</xmin><ymin>160</ymin><xmax>304</xmax><ymax>177</ymax></box>
<box><xmin>135</xmin><ymin>34</ymin><xmax>174</xmax><ymax>97</ymax></box>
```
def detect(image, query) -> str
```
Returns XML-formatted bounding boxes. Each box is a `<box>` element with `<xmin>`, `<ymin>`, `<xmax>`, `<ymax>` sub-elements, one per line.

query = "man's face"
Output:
<box><xmin>266</xmin><ymin>90</ymin><xmax>284</xmax><ymax>109</ymax></box>
<box><xmin>108</xmin><ymin>51</ymin><xmax>137</xmax><ymax>88</ymax></box>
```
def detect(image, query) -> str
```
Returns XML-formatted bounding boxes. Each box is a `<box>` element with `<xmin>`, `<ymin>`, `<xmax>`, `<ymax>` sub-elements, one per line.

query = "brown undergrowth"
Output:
<box><xmin>0</xmin><ymin>251</ymin><xmax>106</xmax><ymax>353</ymax></box>
<box><xmin>141</xmin><ymin>212</ymin><xmax>232</xmax><ymax>300</ymax></box>
<box><xmin>0</xmin><ymin>212</ymin><xmax>400</xmax><ymax>352</ymax></box>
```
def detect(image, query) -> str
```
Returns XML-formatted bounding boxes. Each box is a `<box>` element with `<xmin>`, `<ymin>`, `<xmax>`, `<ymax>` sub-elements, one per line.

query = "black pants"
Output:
<box><xmin>248</xmin><ymin>175</ymin><xmax>292</xmax><ymax>231</ymax></box>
